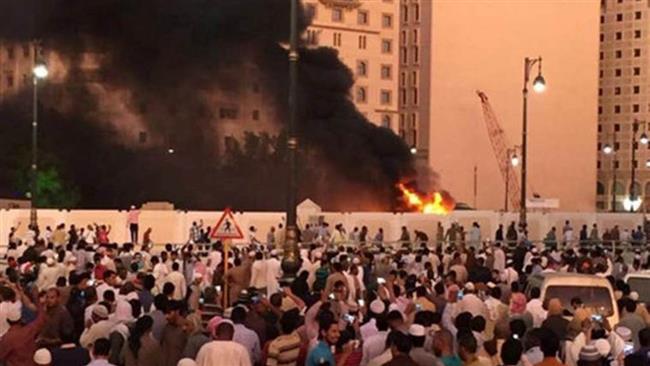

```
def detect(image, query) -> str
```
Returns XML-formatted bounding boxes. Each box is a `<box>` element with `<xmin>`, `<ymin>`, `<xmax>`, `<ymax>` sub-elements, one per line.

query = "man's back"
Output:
<box><xmin>196</xmin><ymin>340</ymin><xmax>251</xmax><ymax>366</ymax></box>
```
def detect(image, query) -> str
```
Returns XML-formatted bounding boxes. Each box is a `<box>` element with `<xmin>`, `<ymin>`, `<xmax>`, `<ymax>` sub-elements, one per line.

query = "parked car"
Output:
<box><xmin>526</xmin><ymin>272</ymin><xmax>619</xmax><ymax>326</ymax></box>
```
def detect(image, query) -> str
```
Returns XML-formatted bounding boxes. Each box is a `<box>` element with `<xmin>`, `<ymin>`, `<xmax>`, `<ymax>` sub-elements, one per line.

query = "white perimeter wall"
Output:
<box><xmin>1</xmin><ymin>209</ymin><xmax>647</xmax><ymax>246</ymax></box>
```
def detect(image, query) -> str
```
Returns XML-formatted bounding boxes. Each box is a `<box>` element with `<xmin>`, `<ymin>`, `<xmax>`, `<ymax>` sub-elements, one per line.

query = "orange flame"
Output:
<box><xmin>398</xmin><ymin>183</ymin><xmax>454</xmax><ymax>215</ymax></box>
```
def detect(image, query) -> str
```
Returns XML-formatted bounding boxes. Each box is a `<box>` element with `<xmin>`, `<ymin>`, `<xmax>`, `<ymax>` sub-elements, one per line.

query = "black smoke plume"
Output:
<box><xmin>0</xmin><ymin>0</ymin><xmax>417</xmax><ymax>210</ymax></box>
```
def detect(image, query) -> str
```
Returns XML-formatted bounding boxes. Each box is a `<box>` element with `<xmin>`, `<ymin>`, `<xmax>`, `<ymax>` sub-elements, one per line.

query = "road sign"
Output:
<box><xmin>210</xmin><ymin>208</ymin><xmax>244</xmax><ymax>240</ymax></box>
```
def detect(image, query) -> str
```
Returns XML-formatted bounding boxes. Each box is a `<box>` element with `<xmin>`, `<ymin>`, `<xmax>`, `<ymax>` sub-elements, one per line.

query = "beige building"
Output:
<box><xmin>598</xmin><ymin>0</ymin><xmax>650</xmax><ymax>211</ymax></box>
<box><xmin>303</xmin><ymin>0</ymin><xmax>432</xmax><ymax>162</ymax></box>
<box><xmin>0</xmin><ymin>41</ymin><xmax>35</xmax><ymax>99</ymax></box>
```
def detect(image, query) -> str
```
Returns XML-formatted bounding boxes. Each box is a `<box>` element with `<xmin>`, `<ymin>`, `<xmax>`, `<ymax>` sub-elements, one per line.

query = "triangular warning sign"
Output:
<box><xmin>210</xmin><ymin>208</ymin><xmax>244</xmax><ymax>240</ymax></box>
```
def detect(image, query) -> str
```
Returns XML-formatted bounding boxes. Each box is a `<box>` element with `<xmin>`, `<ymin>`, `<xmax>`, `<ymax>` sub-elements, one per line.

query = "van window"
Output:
<box><xmin>627</xmin><ymin>278</ymin><xmax>650</xmax><ymax>303</ymax></box>
<box><xmin>544</xmin><ymin>286</ymin><xmax>613</xmax><ymax>316</ymax></box>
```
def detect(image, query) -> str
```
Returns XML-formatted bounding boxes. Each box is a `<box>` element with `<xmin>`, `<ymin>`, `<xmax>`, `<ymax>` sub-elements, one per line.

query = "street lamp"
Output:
<box><xmin>281</xmin><ymin>0</ymin><xmax>301</xmax><ymax>283</ymax></box>
<box><xmin>30</xmin><ymin>56</ymin><xmax>48</xmax><ymax>227</ymax></box>
<box><xmin>510</xmin><ymin>154</ymin><xmax>520</xmax><ymax>167</ymax></box>
<box><xmin>410</xmin><ymin>146</ymin><xmax>417</xmax><ymax>155</ymax></box>
<box><xmin>603</xmin><ymin>144</ymin><xmax>613</xmax><ymax>155</ymax></box>
<box><xmin>640</xmin><ymin>132</ymin><xmax>649</xmax><ymax>145</ymax></box>
<box><xmin>520</xmin><ymin>56</ymin><xmax>546</xmax><ymax>228</ymax></box>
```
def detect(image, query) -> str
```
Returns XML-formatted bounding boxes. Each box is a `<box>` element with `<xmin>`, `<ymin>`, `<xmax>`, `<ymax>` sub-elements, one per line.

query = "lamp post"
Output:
<box><xmin>602</xmin><ymin>132</ymin><xmax>617</xmax><ymax>212</ymax></box>
<box><xmin>30</xmin><ymin>52</ymin><xmax>48</xmax><ymax>228</ymax></box>
<box><xmin>520</xmin><ymin>56</ymin><xmax>546</xmax><ymax>228</ymax></box>
<box><xmin>281</xmin><ymin>0</ymin><xmax>301</xmax><ymax>282</ymax></box>
<box><xmin>505</xmin><ymin>146</ymin><xmax>520</xmax><ymax>212</ymax></box>
<box><xmin>628</xmin><ymin>119</ymin><xmax>647</xmax><ymax>212</ymax></box>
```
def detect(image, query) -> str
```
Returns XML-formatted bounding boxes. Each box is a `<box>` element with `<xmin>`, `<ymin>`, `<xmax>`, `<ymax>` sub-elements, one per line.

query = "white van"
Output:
<box><xmin>624</xmin><ymin>271</ymin><xmax>650</xmax><ymax>304</ymax></box>
<box><xmin>526</xmin><ymin>272</ymin><xmax>619</xmax><ymax>326</ymax></box>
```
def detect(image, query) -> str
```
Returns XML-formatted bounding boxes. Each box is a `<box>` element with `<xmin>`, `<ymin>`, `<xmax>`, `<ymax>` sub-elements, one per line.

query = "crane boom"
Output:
<box><xmin>476</xmin><ymin>90</ymin><xmax>521</xmax><ymax>211</ymax></box>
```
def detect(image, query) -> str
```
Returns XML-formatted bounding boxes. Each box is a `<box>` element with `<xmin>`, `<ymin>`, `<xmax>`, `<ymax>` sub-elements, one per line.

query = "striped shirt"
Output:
<box><xmin>266</xmin><ymin>331</ymin><xmax>302</xmax><ymax>366</ymax></box>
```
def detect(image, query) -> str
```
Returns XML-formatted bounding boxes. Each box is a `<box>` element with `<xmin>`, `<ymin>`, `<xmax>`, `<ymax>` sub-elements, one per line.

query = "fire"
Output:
<box><xmin>398</xmin><ymin>183</ymin><xmax>454</xmax><ymax>215</ymax></box>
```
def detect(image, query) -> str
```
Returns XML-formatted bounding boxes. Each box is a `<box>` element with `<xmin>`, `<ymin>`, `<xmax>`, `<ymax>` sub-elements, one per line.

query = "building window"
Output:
<box><xmin>252</xmin><ymin>110</ymin><xmax>260</xmax><ymax>120</ymax></box>
<box><xmin>139</xmin><ymin>132</ymin><xmax>148</xmax><ymax>143</ymax></box>
<box><xmin>615</xmin><ymin>87</ymin><xmax>621</xmax><ymax>95</ymax></box>
<box><xmin>22</xmin><ymin>45</ymin><xmax>30</xmax><ymax>58</ymax></box>
<box><xmin>6</xmin><ymin>46</ymin><xmax>14</xmax><ymax>59</ymax></box>
<box><xmin>411</xmin><ymin>88</ymin><xmax>418</xmax><ymax>105</ymax></box>
<box><xmin>380</xmin><ymin>90</ymin><xmax>392</xmax><ymax>105</ymax></box>
<box><xmin>401</xmin><ymin>47</ymin><xmax>407</xmax><ymax>63</ymax></box>
<box><xmin>600</xmin><ymin>70</ymin><xmax>604</xmax><ymax>78</ymax></box>
<box><xmin>599</xmin><ymin>52</ymin><xmax>604</xmax><ymax>60</ymax></box>
<box><xmin>634</xmin><ymin>85</ymin><xmax>640</xmax><ymax>94</ymax></box>
<box><xmin>356</xmin><ymin>60</ymin><xmax>367</xmax><ymax>77</ymax></box>
<box><xmin>614</xmin><ymin>105</ymin><xmax>621</xmax><ymax>113</ymax></box>
<box><xmin>600</xmin><ymin>33</ymin><xmax>604</xmax><ymax>42</ymax></box>
<box><xmin>381</xmin><ymin>64</ymin><xmax>392</xmax><ymax>79</ymax></box>
<box><xmin>358</xmin><ymin>10</ymin><xmax>368</xmax><ymax>25</ymax></box>
<box><xmin>616</xmin><ymin>50</ymin><xmax>622</xmax><ymax>58</ymax></box>
<box><xmin>635</xmin><ymin>30</ymin><xmax>642</xmax><ymax>38</ymax></box>
<box><xmin>615</xmin><ymin>124</ymin><xmax>621</xmax><ymax>132</ymax></box>
<box><xmin>597</xmin><ymin>161</ymin><xmax>601</xmax><ymax>170</ymax></box>
<box><xmin>6</xmin><ymin>75</ymin><xmax>14</xmax><ymax>88</ymax></box>
<box><xmin>382</xmin><ymin>115</ymin><xmax>392</xmax><ymax>129</ymax></box>
<box><xmin>634</xmin><ymin>48</ymin><xmax>641</xmax><ymax>57</ymax></box>
<box><xmin>614</xmin><ymin>141</ymin><xmax>620</xmax><ymax>149</ymax></box>
<box><xmin>634</xmin><ymin>104</ymin><xmax>640</xmax><ymax>112</ymax></box>
<box><xmin>615</xmin><ymin>68</ymin><xmax>622</xmax><ymax>77</ymax></box>
<box><xmin>412</xmin><ymin>29</ymin><xmax>418</xmax><ymax>44</ymax></box>
<box><xmin>636</xmin><ymin>11</ymin><xmax>642</xmax><ymax>19</ymax></box>
<box><xmin>358</xmin><ymin>35</ymin><xmax>366</xmax><ymax>49</ymax></box>
<box><xmin>333</xmin><ymin>32</ymin><xmax>342</xmax><ymax>47</ymax></box>
<box><xmin>598</xmin><ymin>124</ymin><xmax>602</xmax><ymax>132</ymax></box>
<box><xmin>402</xmin><ymin>5</ymin><xmax>408</xmax><ymax>22</ymax></box>
<box><xmin>399</xmin><ymin>114</ymin><xmax>406</xmax><ymax>138</ymax></box>
<box><xmin>617</xmin><ymin>13</ymin><xmax>623</xmax><ymax>21</ymax></box>
<box><xmin>616</xmin><ymin>32</ymin><xmax>622</xmax><ymax>40</ymax></box>
<box><xmin>634</xmin><ymin>67</ymin><xmax>641</xmax><ymax>75</ymax></box>
<box><xmin>356</xmin><ymin>86</ymin><xmax>367</xmax><ymax>103</ymax></box>
<box><xmin>412</xmin><ymin>46</ymin><xmax>419</xmax><ymax>63</ymax></box>
<box><xmin>219</xmin><ymin>107</ymin><xmax>239</xmax><ymax>119</ymax></box>
<box><xmin>382</xmin><ymin>14</ymin><xmax>393</xmax><ymax>28</ymax></box>
<box><xmin>413</xmin><ymin>3</ymin><xmax>420</xmax><ymax>21</ymax></box>
<box><xmin>381</xmin><ymin>39</ymin><xmax>392</xmax><ymax>53</ymax></box>
<box><xmin>598</xmin><ymin>88</ymin><xmax>602</xmax><ymax>96</ymax></box>
<box><xmin>614</xmin><ymin>161</ymin><xmax>620</xmax><ymax>169</ymax></box>
<box><xmin>305</xmin><ymin>3</ymin><xmax>317</xmax><ymax>19</ymax></box>
<box><xmin>600</xmin><ymin>15</ymin><xmax>604</xmax><ymax>24</ymax></box>
<box><xmin>401</xmin><ymin>30</ymin><xmax>407</xmax><ymax>44</ymax></box>
<box><xmin>598</xmin><ymin>106</ymin><xmax>602</xmax><ymax>115</ymax></box>
<box><xmin>410</xmin><ymin>71</ymin><xmax>417</xmax><ymax>85</ymax></box>
<box><xmin>399</xmin><ymin>88</ymin><xmax>407</xmax><ymax>105</ymax></box>
<box><xmin>332</xmin><ymin>8</ymin><xmax>343</xmax><ymax>22</ymax></box>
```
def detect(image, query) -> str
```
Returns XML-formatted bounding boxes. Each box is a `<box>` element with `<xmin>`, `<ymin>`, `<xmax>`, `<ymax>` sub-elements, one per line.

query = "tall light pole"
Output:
<box><xmin>602</xmin><ymin>136</ymin><xmax>616</xmax><ymax>212</ymax></box>
<box><xmin>520</xmin><ymin>56</ymin><xmax>546</xmax><ymax>228</ymax></box>
<box><xmin>506</xmin><ymin>147</ymin><xmax>520</xmax><ymax>211</ymax></box>
<box><xmin>627</xmin><ymin>119</ymin><xmax>646</xmax><ymax>212</ymax></box>
<box><xmin>281</xmin><ymin>0</ymin><xmax>300</xmax><ymax>281</ymax></box>
<box><xmin>30</xmin><ymin>50</ymin><xmax>48</xmax><ymax>228</ymax></box>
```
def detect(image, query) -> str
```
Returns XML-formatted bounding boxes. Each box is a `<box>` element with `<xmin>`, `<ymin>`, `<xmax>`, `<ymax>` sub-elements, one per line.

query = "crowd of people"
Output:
<box><xmin>0</xmin><ymin>218</ymin><xmax>649</xmax><ymax>366</ymax></box>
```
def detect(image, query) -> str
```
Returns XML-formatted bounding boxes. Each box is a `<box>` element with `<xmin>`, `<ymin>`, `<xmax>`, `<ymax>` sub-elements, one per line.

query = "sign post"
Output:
<box><xmin>210</xmin><ymin>208</ymin><xmax>244</xmax><ymax>307</ymax></box>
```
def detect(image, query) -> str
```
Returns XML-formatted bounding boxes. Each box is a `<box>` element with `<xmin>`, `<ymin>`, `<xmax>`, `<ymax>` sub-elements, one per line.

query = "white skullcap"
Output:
<box><xmin>177</xmin><ymin>358</ymin><xmax>197</xmax><ymax>366</ymax></box>
<box><xmin>594</xmin><ymin>339</ymin><xmax>611</xmax><ymax>357</ymax></box>
<box><xmin>33</xmin><ymin>348</ymin><xmax>52</xmax><ymax>365</ymax></box>
<box><xmin>369</xmin><ymin>299</ymin><xmax>386</xmax><ymax>314</ymax></box>
<box><xmin>314</xmin><ymin>251</ymin><xmax>322</xmax><ymax>259</ymax></box>
<box><xmin>616</xmin><ymin>326</ymin><xmax>632</xmax><ymax>341</ymax></box>
<box><xmin>270</xmin><ymin>249</ymin><xmax>278</xmax><ymax>256</ymax></box>
<box><xmin>486</xmin><ymin>282</ymin><xmax>496</xmax><ymax>289</ymax></box>
<box><xmin>352</xmin><ymin>257</ymin><xmax>361</xmax><ymax>265</ymax></box>
<box><xmin>409</xmin><ymin>324</ymin><xmax>426</xmax><ymax>337</ymax></box>
<box><xmin>46</xmin><ymin>257</ymin><xmax>55</xmax><ymax>266</ymax></box>
<box><xmin>629</xmin><ymin>291</ymin><xmax>639</xmax><ymax>301</ymax></box>
<box><xmin>248</xmin><ymin>251</ymin><xmax>256</xmax><ymax>257</ymax></box>
<box><xmin>464</xmin><ymin>282</ymin><xmax>475</xmax><ymax>292</ymax></box>
<box><xmin>193</xmin><ymin>272</ymin><xmax>203</xmax><ymax>280</ymax></box>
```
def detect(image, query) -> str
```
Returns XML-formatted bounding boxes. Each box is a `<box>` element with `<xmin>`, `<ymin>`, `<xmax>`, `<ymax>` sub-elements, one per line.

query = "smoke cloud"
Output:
<box><xmin>0</xmin><ymin>0</ymin><xmax>419</xmax><ymax>210</ymax></box>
